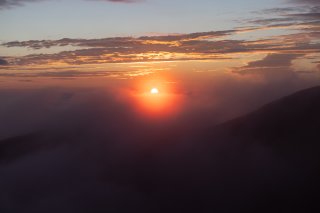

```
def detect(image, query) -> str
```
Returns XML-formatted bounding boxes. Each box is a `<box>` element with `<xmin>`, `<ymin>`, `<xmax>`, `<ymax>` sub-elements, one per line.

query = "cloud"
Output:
<box><xmin>0</xmin><ymin>70</ymin><xmax>149</xmax><ymax>78</ymax></box>
<box><xmin>250</xmin><ymin>4</ymin><xmax>320</xmax><ymax>26</ymax></box>
<box><xmin>249</xmin><ymin>17</ymin><xmax>293</xmax><ymax>25</ymax></box>
<box><xmin>257</xmin><ymin>7</ymin><xmax>308</xmax><ymax>14</ymax></box>
<box><xmin>1</xmin><ymin>3</ymin><xmax>319</xmax><ymax>66</ymax></box>
<box><xmin>96</xmin><ymin>0</ymin><xmax>142</xmax><ymax>2</ymax></box>
<box><xmin>228</xmin><ymin>53</ymin><xmax>320</xmax><ymax>120</ymax></box>
<box><xmin>0</xmin><ymin>58</ymin><xmax>8</xmax><ymax>65</ymax></box>
<box><xmin>244</xmin><ymin>53</ymin><xmax>303</xmax><ymax>69</ymax></box>
<box><xmin>3</xmin><ymin>30</ymin><xmax>236</xmax><ymax>49</ymax></box>
<box><xmin>290</xmin><ymin>0</ymin><xmax>320</xmax><ymax>5</ymax></box>
<box><xmin>0</xmin><ymin>0</ymin><xmax>42</xmax><ymax>9</ymax></box>
<box><xmin>0</xmin><ymin>0</ymin><xmax>141</xmax><ymax>9</ymax></box>
<box><xmin>2</xmin><ymin>28</ymin><xmax>319</xmax><ymax>66</ymax></box>
<box><xmin>234</xmin><ymin>53</ymin><xmax>307</xmax><ymax>80</ymax></box>
<box><xmin>1</xmin><ymin>30</ymin><xmax>245</xmax><ymax>65</ymax></box>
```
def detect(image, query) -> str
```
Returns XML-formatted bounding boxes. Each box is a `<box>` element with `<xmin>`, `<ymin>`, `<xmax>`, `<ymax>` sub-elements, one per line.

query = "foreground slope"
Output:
<box><xmin>211</xmin><ymin>86</ymin><xmax>320</xmax><ymax>152</ymax></box>
<box><xmin>1</xmin><ymin>86</ymin><xmax>320</xmax><ymax>212</ymax></box>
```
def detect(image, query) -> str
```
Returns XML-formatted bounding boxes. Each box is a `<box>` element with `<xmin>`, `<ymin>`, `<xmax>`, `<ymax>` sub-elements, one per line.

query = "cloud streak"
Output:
<box><xmin>0</xmin><ymin>0</ymin><xmax>141</xmax><ymax>9</ymax></box>
<box><xmin>290</xmin><ymin>0</ymin><xmax>320</xmax><ymax>5</ymax></box>
<box><xmin>0</xmin><ymin>0</ymin><xmax>43</xmax><ymax>9</ymax></box>
<box><xmin>2</xmin><ymin>27</ymin><xmax>319</xmax><ymax>66</ymax></box>
<box><xmin>1</xmin><ymin>1</ymin><xmax>319</xmax><ymax>66</ymax></box>
<box><xmin>0</xmin><ymin>58</ymin><xmax>8</xmax><ymax>65</ymax></box>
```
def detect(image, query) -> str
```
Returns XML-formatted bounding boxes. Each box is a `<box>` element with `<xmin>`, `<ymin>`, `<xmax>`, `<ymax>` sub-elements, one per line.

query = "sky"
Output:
<box><xmin>0</xmin><ymin>0</ymin><xmax>281</xmax><ymax>40</ymax></box>
<box><xmin>0</xmin><ymin>0</ymin><xmax>319</xmax><ymax>114</ymax></box>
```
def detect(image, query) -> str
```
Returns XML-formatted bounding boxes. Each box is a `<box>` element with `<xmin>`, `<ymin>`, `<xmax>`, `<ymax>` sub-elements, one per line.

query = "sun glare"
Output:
<box><xmin>150</xmin><ymin>88</ymin><xmax>159</xmax><ymax>94</ymax></box>
<box><xmin>130</xmin><ymin>79</ymin><xmax>184</xmax><ymax>118</ymax></box>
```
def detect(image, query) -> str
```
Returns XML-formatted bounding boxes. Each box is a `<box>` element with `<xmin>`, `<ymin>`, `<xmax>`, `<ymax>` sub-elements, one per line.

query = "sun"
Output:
<box><xmin>150</xmin><ymin>88</ymin><xmax>159</xmax><ymax>94</ymax></box>
<box><xmin>131</xmin><ymin>81</ymin><xmax>184</xmax><ymax>118</ymax></box>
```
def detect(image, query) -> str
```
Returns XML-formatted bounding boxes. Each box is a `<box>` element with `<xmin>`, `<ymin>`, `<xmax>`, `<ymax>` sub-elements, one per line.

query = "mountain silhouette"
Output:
<box><xmin>199</xmin><ymin>86</ymin><xmax>320</xmax><ymax>212</ymax></box>
<box><xmin>215</xmin><ymin>86</ymin><xmax>320</xmax><ymax>145</ymax></box>
<box><xmin>1</xmin><ymin>86</ymin><xmax>320</xmax><ymax>213</ymax></box>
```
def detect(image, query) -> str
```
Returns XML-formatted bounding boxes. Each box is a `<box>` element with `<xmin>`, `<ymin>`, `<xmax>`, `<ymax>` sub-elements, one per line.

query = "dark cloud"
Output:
<box><xmin>96</xmin><ymin>0</ymin><xmax>142</xmax><ymax>2</ymax></box>
<box><xmin>0</xmin><ymin>70</ymin><xmax>141</xmax><ymax>78</ymax></box>
<box><xmin>290</xmin><ymin>0</ymin><xmax>320</xmax><ymax>5</ymax></box>
<box><xmin>249</xmin><ymin>17</ymin><xmax>293</xmax><ymax>25</ymax></box>
<box><xmin>2</xmin><ymin>27</ymin><xmax>319</xmax><ymax>66</ymax></box>
<box><xmin>244</xmin><ymin>53</ymin><xmax>303</xmax><ymax>69</ymax></box>
<box><xmin>288</xmin><ymin>12</ymin><xmax>320</xmax><ymax>20</ymax></box>
<box><xmin>250</xmin><ymin>5</ymin><xmax>320</xmax><ymax>26</ymax></box>
<box><xmin>257</xmin><ymin>7</ymin><xmax>308</xmax><ymax>14</ymax></box>
<box><xmin>0</xmin><ymin>0</ymin><xmax>44</xmax><ymax>9</ymax></box>
<box><xmin>0</xmin><ymin>30</ymin><xmax>243</xmax><ymax>65</ymax></box>
<box><xmin>0</xmin><ymin>0</ymin><xmax>141</xmax><ymax>9</ymax></box>
<box><xmin>234</xmin><ymin>53</ymin><xmax>308</xmax><ymax>81</ymax></box>
<box><xmin>0</xmin><ymin>0</ymin><xmax>39</xmax><ymax>8</ymax></box>
<box><xmin>2</xmin><ymin>30</ymin><xmax>236</xmax><ymax>49</ymax></box>
<box><xmin>0</xmin><ymin>58</ymin><xmax>8</xmax><ymax>65</ymax></box>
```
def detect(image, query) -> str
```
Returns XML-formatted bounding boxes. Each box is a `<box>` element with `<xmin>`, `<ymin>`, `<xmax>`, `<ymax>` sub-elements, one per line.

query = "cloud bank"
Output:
<box><xmin>2</xmin><ymin>26</ymin><xmax>319</xmax><ymax>66</ymax></box>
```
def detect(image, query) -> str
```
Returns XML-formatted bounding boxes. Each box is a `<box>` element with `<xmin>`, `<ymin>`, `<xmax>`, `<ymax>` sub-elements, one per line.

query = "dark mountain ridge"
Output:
<box><xmin>1</xmin><ymin>86</ymin><xmax>320</xmax><ymax>212</ymax></box>
<box><xmin>212</xmin><ymin>86</ymin><xmax>320</xmax><ymax>149</ymax></box>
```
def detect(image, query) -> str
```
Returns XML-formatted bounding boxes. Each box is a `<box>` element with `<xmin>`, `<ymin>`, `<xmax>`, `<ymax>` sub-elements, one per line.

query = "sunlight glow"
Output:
<box><xmin>130</xmin><ymin>77</ymin><xmax>184</xmax><ymax>119</ymax></box>
<box><xmin>150</xmin><ymin>88</ymin><xmax>159</xmax><ymax>94</ymax></box>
